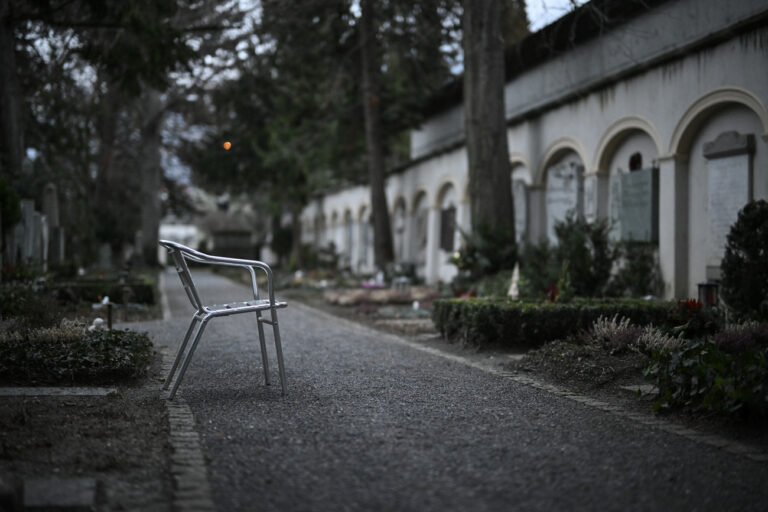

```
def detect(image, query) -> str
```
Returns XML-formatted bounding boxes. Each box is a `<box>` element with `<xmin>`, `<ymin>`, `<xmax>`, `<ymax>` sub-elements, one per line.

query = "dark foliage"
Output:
<box><xmin>431</xmin><ymin>297</ymin><xmax>702</xmax><ymax>348</ymax></box>
<box><xmin>607</xmin><ymin>242</ymin><xmax>662</xmax><ymax>297</ymax></box>
<box><xmin>0</xmin><ymin>283</ymin><xmax>62</xmax><ymax>330</ymax></box>
<box><xmin>721</xmin><ymin>200</ymin><xmax>768</xmax><ymax>320</ymax></box>
<box><xmin>554</xmin><ymin>214</ymin><xmax>615</xmax><ymax>297</ymax></box>
<box><xmin>0</xmin><ymin>327</ymin><xmax>153</xmax><ymax>385</ymax></box>
<box><xmin>645</xmin><ymin>338</ymin><xmax>768</xmax><ymax>417</ymax></box>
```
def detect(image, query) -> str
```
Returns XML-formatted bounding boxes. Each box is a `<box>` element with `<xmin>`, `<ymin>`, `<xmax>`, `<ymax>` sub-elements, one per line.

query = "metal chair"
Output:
<box><xmin>159</xmin><ymin>240</ymin><xmax>288</xmax><ymax>399</ymax></box>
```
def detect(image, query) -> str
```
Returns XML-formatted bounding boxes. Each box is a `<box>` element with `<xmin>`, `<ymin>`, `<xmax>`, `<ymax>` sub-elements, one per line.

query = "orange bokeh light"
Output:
<box><xmin>223</xmin><ymin>141</ymin><xmax>232</xmax><ymax>150</ymax></box>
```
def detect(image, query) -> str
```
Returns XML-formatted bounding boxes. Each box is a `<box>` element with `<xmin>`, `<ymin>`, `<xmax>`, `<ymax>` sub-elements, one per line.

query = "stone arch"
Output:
<box><xmin>357</xmin><ymin>203</ymin><xmax>369</xmax><ymax>221</ymax></box>
<box><xmin>593</xmin><ymin>116</ymin><xmax>663</xmax><ymax>176</ymax></box>
<box><xmin>390</xmin><ymin>194</ymin><xmax>407</xmax><ymax>217</ymax></box>
<box><xmin>410</xmin><ymin>189</ymin><xmax>430</xmax><ymax>214</ymax></box>
<box><xmin>536</xmin><ymin>137</ymin><xmax>589</xmax><ymax>186</ymax></box>
<box><xmin>669</xmin><ymin>86</ymin><xmax>768</xmax><ymax>156</ymax></box>
<box><xmin>435</xmin><ymin>178</ymin><xmax>460</xmax><ymax>209</ymax></box>
<box><xmin>509</xmin><ymin>152</ymin><xmax>531</xmax><ymax>171</ymax></box>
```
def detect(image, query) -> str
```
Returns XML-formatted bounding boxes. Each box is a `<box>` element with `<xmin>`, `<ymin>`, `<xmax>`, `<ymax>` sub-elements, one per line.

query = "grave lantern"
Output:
<box><xmin>697</xmin><ymin>281</ymin><xmax>719</xmax><ymax>308</ymax></box>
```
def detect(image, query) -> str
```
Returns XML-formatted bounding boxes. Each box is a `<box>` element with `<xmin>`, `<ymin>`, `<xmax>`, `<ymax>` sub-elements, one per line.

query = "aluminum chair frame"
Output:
<box><xmin>159</xmin><ymin>239</ymin><xmax>288</xmax><ymax>399</ymax></box>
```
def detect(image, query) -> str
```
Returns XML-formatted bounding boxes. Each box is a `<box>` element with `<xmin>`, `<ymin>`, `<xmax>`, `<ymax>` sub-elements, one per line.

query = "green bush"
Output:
<box><xmin>51</xmin><ymin>281</ymin><xmax>155</xmax><ymax>305</ymax></box>
<box><xmin>431</xmin><ymin>297</ymin><xmax>695</xmax><ymax>348</ymax></box>
<box><xmin>721</xmin><ymin>200</ymin><xmax>768</xmax><ymax>320</ymax></box>
<box><xmin>0</xmin><ymin>321</ymin><xmax>153</xmax><ymax>385</ymax></box>
<box><xmin>645</xmin><ymin>338</ymin><xmax>768</xmax><ymax>416</ymax></box>
<box><xmin>553</xmin><ymin>214</ymin><xmax>616</xmax><ymax>297</ymax></box>
<box><xmin>606</xmin><ymin>242</ymin><xmax>663</xmax><ymax>297</ymax></box>
<box><xmin>0</xmin><ymin>283</ymin><xmax>62</xmax><ymax>329</ymax></box>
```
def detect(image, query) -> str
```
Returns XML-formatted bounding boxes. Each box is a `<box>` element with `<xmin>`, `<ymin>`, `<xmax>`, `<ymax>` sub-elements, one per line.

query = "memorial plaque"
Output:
<box><xmin>619</xmin><ymin>168</ymin><xmax>658</xmax><ymax>242</ymax></box>
<box><xmin>546</xmin><ymin>162</ymin><xmax>583</xmax><ymax>243</ymax></box>
<box><xmin>706</xmin><ymin>154</ymin><xmax>750</xmax><ymax>267</ymax></box>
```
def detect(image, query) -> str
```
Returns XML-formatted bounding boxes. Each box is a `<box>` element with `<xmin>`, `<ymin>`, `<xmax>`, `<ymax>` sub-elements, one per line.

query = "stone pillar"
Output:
<box><xmin>657</xmin><ymin>154</ymin><xmax>689</xmax><ymax>299</ymax></box>
<box><xmin>526</xmin><ymin>186</ymin><xmax>546</xmax><ymax>245</ymax></box>
<box><xmin>425</xmin><ymin>206</ymin><xmax>440</xmax><ymax>284</ymax></box>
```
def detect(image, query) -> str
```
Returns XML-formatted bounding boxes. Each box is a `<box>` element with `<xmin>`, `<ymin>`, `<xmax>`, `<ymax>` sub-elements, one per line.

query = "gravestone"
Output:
<box><xmin>703</xmin><ymin>131</ymin><xmax>754</xmax><ymax>279</ymax></box>
<box><xmin>20</xmin><ymin>199</ymin><xmax>35</xmax><ymax>262</ymax></box>
<box><xmin>98</xmin><ymin>243</ymin><xmax>112</xmax><ymax>269</ymax></box>
<box><xmin>619</xmin><ymin>168</ymin><xmax>659</xmax><ymax>242</ymax></box>
<box><xmin>42</xmin><ymin>183</ymin><xmax>59</xmax><ymax>228</ymax></box>
<box><xmin>545</xmin><ymin>161</ymin><xmax>583</xmax><ymax>243</ymax></box>
<box><xmin>42</xmin><ymin>182</ymin><xmax>65</xmax><ymax>265</ymax></box>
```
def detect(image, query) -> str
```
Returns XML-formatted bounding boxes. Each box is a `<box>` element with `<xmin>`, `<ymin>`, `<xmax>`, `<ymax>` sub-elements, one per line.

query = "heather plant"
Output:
<box><xmin>585</xmin><ymin>314</ymin><xmax>643</xmax><ymax>355</ymax></box>
<box><xmin>634</xmin><ymin>325</ymin><xmax>683</xmax><ymax>354</ymax></box>
<box><xmin>713</xmin><ymin>321</ymin><xmax>768</xmax><ymax>352</ymax></box>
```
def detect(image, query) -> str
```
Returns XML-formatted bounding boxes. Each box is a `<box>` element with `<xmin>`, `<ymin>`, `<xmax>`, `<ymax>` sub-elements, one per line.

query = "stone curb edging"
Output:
<box><xmin>291</xmin><ymin>300</ymin><xmax>768</xmax><ymax>465</ymax></box>
<box><xmin>157</xmin><ymin>268</ymin><xmax>216</xmax><ymax>511</ymax></box>
<box><xmin>161</xmin><ymin>350</ymin><xmax>217</xmax><ymax>512</ymax></box>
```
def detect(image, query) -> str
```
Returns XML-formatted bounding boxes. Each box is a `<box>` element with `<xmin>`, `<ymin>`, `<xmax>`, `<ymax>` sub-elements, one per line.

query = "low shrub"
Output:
<box><xmin>713</xmin><ymin>321</ymin><xmax>768</xmax><ymax>352</ymax></box>
<box><xmin>0</xmin><ymin>283</ymin><xmax>62</xmax><ymax>329</ymax></box>
<box><xmin>52</xmin><ymin>281</ymin><xmax>155</xmax><ymax>305</ymax></box>
<box><xmin>0</xmin><ymin>320</ymin><xmax>153</xmax><ymax>385</ymax></box>
<box><xmin>645</xmin><ymin>338</ymin><xmax>768</xmax><ymax>416</ymax></box>
<box><xmin>432</xmin><ymin>297</ymin><xmax>688</xmax><ymax>348</ymax></box>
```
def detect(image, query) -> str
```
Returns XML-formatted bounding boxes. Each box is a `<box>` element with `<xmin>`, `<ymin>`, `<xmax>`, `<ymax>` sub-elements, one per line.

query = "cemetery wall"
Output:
<box><xmin>299</xmin><ymin>0</ymin><xmax>768</xmax><ymax>297</ymax></box>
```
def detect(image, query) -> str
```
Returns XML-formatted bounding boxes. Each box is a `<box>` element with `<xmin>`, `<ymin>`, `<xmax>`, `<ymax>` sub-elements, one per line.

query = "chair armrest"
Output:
<box><xmin>160</xmin><ymin>240</ymin><xmax>279</xmax><ymax>304</ymax></box>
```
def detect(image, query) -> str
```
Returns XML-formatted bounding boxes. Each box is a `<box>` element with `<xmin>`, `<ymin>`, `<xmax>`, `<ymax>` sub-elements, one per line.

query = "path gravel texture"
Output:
<box><xmin>136</xmin><ymin>269</ymin><xmax>768</xmax><ymax>512</ymax></box>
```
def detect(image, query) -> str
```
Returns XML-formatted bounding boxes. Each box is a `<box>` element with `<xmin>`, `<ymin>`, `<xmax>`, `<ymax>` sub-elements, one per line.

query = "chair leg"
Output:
<box><xmin>255</xmin><ymin>311</ymin><xmax>271</xmax><ymax>386</ymax></box>
<box><xmin>163</xmin><ymin>316</ymin><xmax>200</xmax><ymax>391</ymax></box>
<box><xmin>168</xmin><ymin>317</ymin><xmax>210</xmax><ymax>400</ymax></box>
<box><xmin>270</xmin><ymin>309</ymin><xmax>287</xmax><ymax>395</ymax></box>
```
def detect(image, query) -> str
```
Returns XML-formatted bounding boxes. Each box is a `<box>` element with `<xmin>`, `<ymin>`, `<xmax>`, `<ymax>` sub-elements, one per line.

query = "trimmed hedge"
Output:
<box><xmin>0</xmin><ymin>324</ymin><xmax>153</xmax><ymax>385</ymax></box>
<box><xmin>432</xmin><ymin>298</ymin><xmax>720</xmax><ymax>348</ymax></box>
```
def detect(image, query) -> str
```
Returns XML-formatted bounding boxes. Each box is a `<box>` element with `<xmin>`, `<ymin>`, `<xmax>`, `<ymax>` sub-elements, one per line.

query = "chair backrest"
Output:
<box><xmin>160</xmin><ymin>240</ymin><xmax>205</xmax><ymax>313</ymax></box>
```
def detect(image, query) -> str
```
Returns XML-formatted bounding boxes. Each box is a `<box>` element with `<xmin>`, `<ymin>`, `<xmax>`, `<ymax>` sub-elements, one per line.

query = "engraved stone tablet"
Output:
<box><xmin>706</xmin><ymin>153</ymin><xmax>750</xmax><ymax>267</ymax></box>
<box><xmin>619</xmin><ymin>168</ymin><xmax>658</xmax><ymax>242</ymax></box>
<box><xmin>546</xmin><ymin>162</ymin><xmax>583</xmax><ymax>243</ymax></box>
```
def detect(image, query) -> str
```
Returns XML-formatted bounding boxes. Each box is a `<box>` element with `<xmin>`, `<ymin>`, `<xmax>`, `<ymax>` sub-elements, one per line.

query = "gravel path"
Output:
<box><xmin>136</xmin><ymin>269</ymin><xmax>768</xmax><ymax>512</ymax></box>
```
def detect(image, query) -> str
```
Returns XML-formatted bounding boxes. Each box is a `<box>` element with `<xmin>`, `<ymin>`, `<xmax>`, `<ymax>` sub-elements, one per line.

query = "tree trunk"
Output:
<box><xmin>462</xmin><ymin>0</ymin><xmax>514</xmax><ymax>233</ymax></box>
<box><xmin>139</xmin><ymin>89</ymin><xmax>164</xmax><ymax>266</ymax></box>
<box><xmin>359</xmin><ymin>0</ymin><xmax>394</xmax><ymax>270</ymax></box>
<box><xmin>0</xmin><ymin>0</ymin><xmax>24</xmax><ymax>179</ymax></box>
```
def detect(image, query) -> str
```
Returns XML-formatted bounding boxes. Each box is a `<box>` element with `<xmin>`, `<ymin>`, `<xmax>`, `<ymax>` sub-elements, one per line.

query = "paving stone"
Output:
<box><xmin>23</xmin><ymin>477</ymin><xmax>97</xmax><ymax>510</ymax></box>
<box><xmin>0</xmin><ymin>387</ymin><xmax>117</xmax><ymax>396</ymax></box>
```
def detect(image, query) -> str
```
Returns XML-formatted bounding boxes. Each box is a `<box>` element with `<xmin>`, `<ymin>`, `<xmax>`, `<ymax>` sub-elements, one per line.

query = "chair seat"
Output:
<box><xmin>206</xmin><ymin>299</ymin><xmax>288</xmax><ymax>316</ymax></box>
